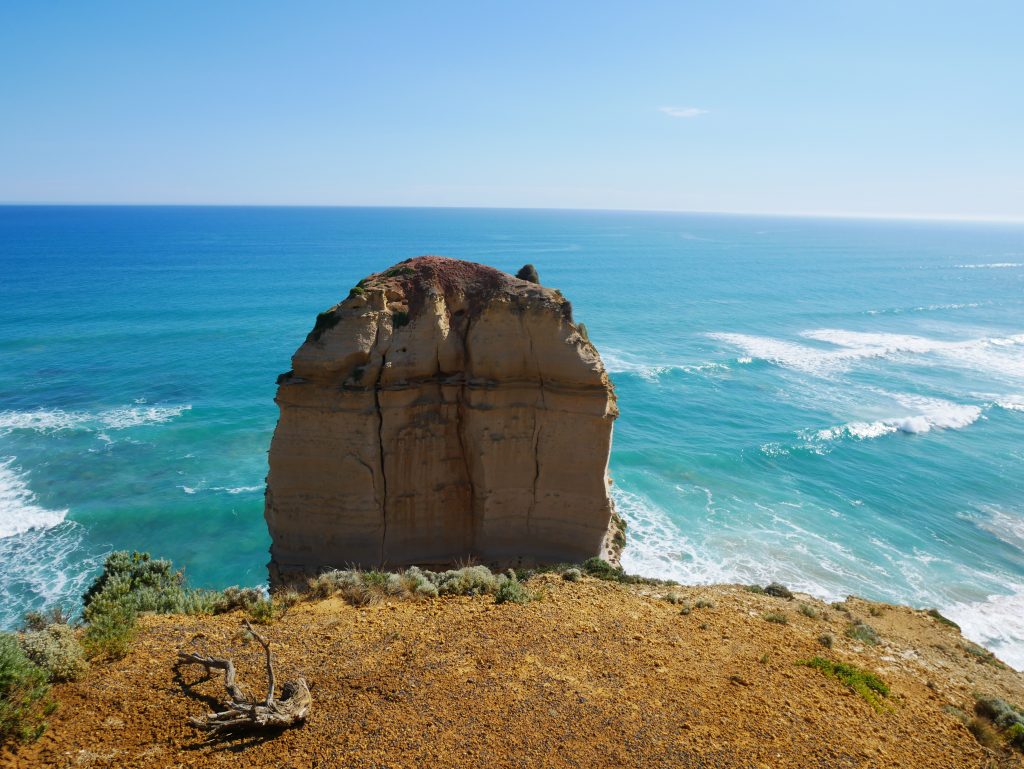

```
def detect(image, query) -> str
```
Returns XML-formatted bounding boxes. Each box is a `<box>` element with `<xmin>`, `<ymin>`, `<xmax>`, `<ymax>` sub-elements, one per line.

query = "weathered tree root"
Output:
<box><xmin>177</xmin><ymin>619</ymin><xmax>310</xmax><ymax>738</ymax></box>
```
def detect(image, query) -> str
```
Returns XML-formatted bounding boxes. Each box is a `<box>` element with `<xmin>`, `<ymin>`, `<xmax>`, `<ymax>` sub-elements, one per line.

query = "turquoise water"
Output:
<box><xmin>2</xmin><ymin>206</ymin><xmax>1023</xmax><ymax>666</ymax></box>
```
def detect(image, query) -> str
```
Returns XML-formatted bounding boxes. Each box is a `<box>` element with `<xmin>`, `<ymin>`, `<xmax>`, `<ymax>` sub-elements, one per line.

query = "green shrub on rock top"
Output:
<box><xmin>80</xmin><ymin>551</ymin><xmax>225</xmax><ymax>658</ymax></box>
<box><xmin>0</xmin><ymin>633</ymin><xmax>55</xmax><ymax>745</ymax></box>
<box><xmin>494</xmin><ymin>579</ymin><xmax>531</xmax><ymax>605</ymax></box>
<box><xmin>17</xmin><ymin>624</ymin><xmax>87</xmax><ymax>682</ymax></box>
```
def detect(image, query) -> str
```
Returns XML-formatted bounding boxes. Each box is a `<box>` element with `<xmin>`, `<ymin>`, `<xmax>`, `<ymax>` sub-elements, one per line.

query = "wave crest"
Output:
<box><xmin>0</xmin><ymin>404</ymin><xmax>191</xmax><ymax>435</ymax></box>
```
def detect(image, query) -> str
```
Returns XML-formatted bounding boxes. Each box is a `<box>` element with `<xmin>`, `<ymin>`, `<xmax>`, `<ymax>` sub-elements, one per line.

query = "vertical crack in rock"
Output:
<box><xmin>372</xmin><ymin>320</ymin><xmax>389</xmax><ymax>568</ymax></box>
<box><xmin>455</xmin><ymin>313</ymin><xmax>477</xmax><ymax>554</ymax></box>
<box><xmin>522</xmin><ymin>311</ymin><xmax>544</xmax><ymax>538</ymax></box>
<box><xmin>265</xmin><ymin>256</ymin><xmax>618</xmax><ymax>583</ymax></box>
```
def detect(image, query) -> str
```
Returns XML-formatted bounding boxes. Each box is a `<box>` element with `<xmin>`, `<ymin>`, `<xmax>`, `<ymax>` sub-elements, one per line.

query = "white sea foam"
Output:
<box><xmin>866</xmin><ymin>302</ymin><xmax>983</xmax><ymax>316</ymax></box>
<box><xmin>812</xmin><ymin>395</ymin><xmax>983</xmax><ymax>442</ymax></box>
<box><xmin>710</xmin><ymin>329</ymin><xmax>1024</xmax><ymax>379</ymax></box>
<box><xmin>0</xmin><ymin>459</ymin><xmax>68</xmax><ymax>538</ymax></box>
<box><xmin>972</xmin><ymin>508</ymin><xmax>1024</xmax><ymax>555</ymax></box>
<box><xmin>944</xmin><ymin>586</ymin><xmax>1024</xmax><ymax>670</ymax></box>
<box><xmin>223</xmin><ymin>485</ymin><xmax>262</xmax><ymax>494</ymax></box>
<box><xmin>616</xmin><ymin>483</ymin><xmax>1024</xmax><ymax>669</ymax></box>
<box><xmin>956</xmin><ymin>262</ymin><xmax>1023</xmax><ymax>269</ymax></box>
<box><xmin>602</xmin><ymin>350</ymin><xmax>728</xmax><ymax>382</ymax></box>
<box><xmin>0</xmin><ymin>404</ymin><xmax>191</xmax><ymax>435</ymax></box>
<box><xmin>179</xmin><ymin>484</ymin><xmax>262</xmax><ymax>495</ymax></box>
<box><xmin>0</xmin><ymin>521</ymin><xmax>107</xmax><ymax>628</ymax></box>
<box><xmin>996</xmin><ymin>399</ymin><xmax>1024</xmax><ymax>412</ymax></box>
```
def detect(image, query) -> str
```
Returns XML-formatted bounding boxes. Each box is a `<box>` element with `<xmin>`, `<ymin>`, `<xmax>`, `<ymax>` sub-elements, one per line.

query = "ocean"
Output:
<box><xmin>1</xmin><ymin>206</ymin><xmax>1022</xmax><ymax>666</ymax></box>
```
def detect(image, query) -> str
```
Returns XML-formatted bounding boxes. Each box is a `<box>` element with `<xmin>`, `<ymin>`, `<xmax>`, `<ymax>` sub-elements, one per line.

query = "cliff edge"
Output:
<box><xmin>265</xmin><ymin>256</ymin><xmax>620</xmax><ymax>583</ymax></box>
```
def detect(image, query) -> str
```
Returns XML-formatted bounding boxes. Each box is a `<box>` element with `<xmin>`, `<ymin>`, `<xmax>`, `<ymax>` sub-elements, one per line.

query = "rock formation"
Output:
<box><xmin>265</xmin><ymin>256</ymin><xmax>621</xmax><ymax>584</ymax></box>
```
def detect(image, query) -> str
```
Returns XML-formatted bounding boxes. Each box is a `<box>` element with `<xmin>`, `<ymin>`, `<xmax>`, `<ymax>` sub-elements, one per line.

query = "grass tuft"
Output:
<box><xmin>799</xmin><ymin>656</ymin><xmax>890</xmax><ymax>711</ymax></box>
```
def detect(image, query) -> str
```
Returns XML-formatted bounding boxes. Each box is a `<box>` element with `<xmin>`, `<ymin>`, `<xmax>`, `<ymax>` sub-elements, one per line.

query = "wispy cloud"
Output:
<box><xmin>659</xmin><ymin>106</ymin><xmax>709</xmax><ymax>118</ymax></box>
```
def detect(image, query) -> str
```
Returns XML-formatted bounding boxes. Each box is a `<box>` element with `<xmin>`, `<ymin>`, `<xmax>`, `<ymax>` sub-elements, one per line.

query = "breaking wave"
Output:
<box><xmin>602</xmin><ymin>350</ymin><xmax>730</xmax><ymax>382</ymax></box>
<box><xmin>0</xmin><ymin>404</ymin><xmax>192</xmax><ymax>435</ymax></box>
<box><xmin>810</xmin><ymin>395</ymin><xmax>984</xmax><ymax>442</ymax></box>
<box><xmin>710</xmin><ymin>329</ymin><xmax>1024</xmax><ymax>379</ymax></box>
<box><xmin>0</xmin><ymin>458</ymin><xmax>68</xmax><ymax>538</ymax></box>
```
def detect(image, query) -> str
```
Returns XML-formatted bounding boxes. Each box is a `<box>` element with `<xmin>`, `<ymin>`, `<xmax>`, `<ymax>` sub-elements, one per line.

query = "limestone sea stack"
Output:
<box><xmin>265</xmin><ymin>256</ymin><xmax>622</xmax><ymax>584</ymax></box>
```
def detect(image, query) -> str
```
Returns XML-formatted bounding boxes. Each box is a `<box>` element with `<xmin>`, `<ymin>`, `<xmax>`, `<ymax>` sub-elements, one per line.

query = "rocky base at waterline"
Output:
<box><xmin>5</xmin><ymin>576</ymin><xmax>1024</xmax><ymax>769</ymax></box>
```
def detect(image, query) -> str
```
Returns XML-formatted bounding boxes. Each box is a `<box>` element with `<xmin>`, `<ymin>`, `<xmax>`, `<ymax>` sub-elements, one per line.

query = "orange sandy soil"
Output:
<box><xmin>3</xmin><ymin>575</ymin><xmax>1024</xmax><ymax>769</ymax></box>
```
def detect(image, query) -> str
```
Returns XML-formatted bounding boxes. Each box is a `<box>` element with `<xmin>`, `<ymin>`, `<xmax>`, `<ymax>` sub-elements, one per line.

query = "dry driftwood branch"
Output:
<box><xmin>177</xmin><ymin>620</ymin><xmax>310</xmax><ymax>738</ymax></box>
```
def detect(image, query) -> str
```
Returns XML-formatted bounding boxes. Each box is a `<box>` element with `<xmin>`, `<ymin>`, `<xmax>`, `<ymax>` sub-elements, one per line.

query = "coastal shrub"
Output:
<box><xmin>762</xmin><ymin>611</ymin><xmax>788</xmax><ymax>625</ymax></box>
<box><xmin>384</xmin><ymin>266</ymin><xmax>415</xmax><ymax>278</ymax></box>
<box><xmin>799</xmin><ymin>656</ymin><xmax>890</xmax><ymax>712</ymax></box>
<box><xmin>818</xmin><ymin>633</ymin><xmax>834</xmax><ymax>648</ymax></box>
<box><xmin>80</xmin><ymin>551</ymin><xmax>229</xmax><ymax>656</ymax></box>
<box><xmin>763</xmin><ymin>582</ymin><xmax>794</xmax><ymax>599</ymax></box>
<box><xmin>21</xmin><ymin>607</ymin><xmax>71</xmax><ymax>632</ymax></box>
<box><xmin>562</xmin><ymin>568</ymin><xmax>583</xmax><ymax>582</ymax></box>
<box><xmin>17</xmin><ymin>624</ymin><xmax>87</xmax><ymax>682</ymax></box>
<box><xmin>845</xmin><ymin>621</ymin><xmax>880</xmax><ymax>646</ymax></box>
<box><xmin>307</xmin><ymin>565</ymin><xmax>515</xmax><ymax>605</ymax></box>
<box><xmin>494</xmin><ymin>579</ymin><xmax>531</xmax><ymax>605</ymax></box>
<box><xmin>926</xmin><ymin>608</ymin><xmax>960</xmax><ymax>630</ymax></box>
<box><xmin>962</xmin><ymin>641</ymin><xmax>1007</xmax><ymax>668</ymax></box>
<box><xmin>582</xmin><ymin>557</ymin><xmax>624</xmax><ymax>581</ymax></box>
<box><xmin>745</xmin><ymin>585</ymin><xmax>765</xmax><ymax>595</ymax></box>
<box><xmin>215</xmin><ymin>586</ymin><xmax>266</xmax><ymax>613</ymax></box>
<box><xmin>679</xmin><ymin>604</ymin><xmax>692</xmax><ymax>616</ymax></box>
<box><xmin>975</xmin><ymin>696</ymin><xmax>1024</xmax><ymax>748</ymax></box>
<box><xmin>246</xmin><ymin>598</ymin><xmax>277</xmax><ymax>624</ymax></box>
<box><xmin>868</xmin><ymin>605</ymin><xmax>884</xmax><ymax>617</ymax></box>
<box><xmin>663</xmin><ymin>592</ymin><xmax>683</xmax><ymax>605</ymax></box>
<box><xmin>695</xmin><ymin>599</ymin><xmax>715</xmax><ymax>609</ymax></box>
<box><xmin>348</xmin><ymin>286</ymin><xmax>365</xmax><ymax>298</ymax></box>
<box><xmin>82</xmin><ymin>551</ymin><xmax>211</xmax><ymax>620</ymax></box>
<box><xmin>0</xmin><ymin>633</ymin><xmax>55</xmax><ymax>744</ymax></box>
<box><xmin>967</xmin><ymin>717</ymin><xmax>1002</xmax><ymax>749</ymax></box>
<box><xmin>798</xmin><ymin>603</ymin><xmax>819</xmax><ymax>619</ymax></box>
<box><xmin>433</xmin><ymin>565</ymin><xmax>500</xmax><ymax>596</ymax></box>
<box><xmin>82</xmin><ymin>604</ymin><xmax>137</xmax><ymax>659</ymax></box>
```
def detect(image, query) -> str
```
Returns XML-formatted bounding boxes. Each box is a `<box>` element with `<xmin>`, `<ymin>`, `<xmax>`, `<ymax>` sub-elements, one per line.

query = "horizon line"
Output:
<box><xmin>2</xmin><ymin>201</ymin><xmax>1023</xmax><ymax>225</ymax></box>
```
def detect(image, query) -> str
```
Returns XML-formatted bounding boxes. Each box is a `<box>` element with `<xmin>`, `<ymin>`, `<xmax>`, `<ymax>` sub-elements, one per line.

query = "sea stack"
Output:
<box><xmin>265</xmin><ymin>256</ymin><xmax>621</xmax><ymax>584</ymax></box>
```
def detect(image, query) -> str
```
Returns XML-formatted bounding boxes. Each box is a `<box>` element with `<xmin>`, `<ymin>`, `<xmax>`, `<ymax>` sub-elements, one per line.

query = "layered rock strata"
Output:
<box><xmin>265</xmin><ymin>256</ymin><xmax>620</xmax><ymax>584</ymax></box>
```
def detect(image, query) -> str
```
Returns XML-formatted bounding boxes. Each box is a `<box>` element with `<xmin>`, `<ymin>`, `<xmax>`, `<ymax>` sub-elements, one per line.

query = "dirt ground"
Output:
<box><xmin>4</xmin><ymin>575</ymin><xmax>1023</xmax><ymax>768</ymax></box>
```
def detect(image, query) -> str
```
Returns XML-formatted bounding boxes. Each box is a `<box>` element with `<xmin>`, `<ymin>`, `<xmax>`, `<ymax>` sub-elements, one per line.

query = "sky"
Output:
<box><xmin>1</xmin><ymin>1</ymin><xmax>1022</xmax><ymax>219</ymax></box>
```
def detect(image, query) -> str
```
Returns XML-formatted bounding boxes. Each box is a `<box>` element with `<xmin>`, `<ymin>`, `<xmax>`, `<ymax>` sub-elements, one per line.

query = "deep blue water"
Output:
<box><xmin>2</xmin><ymin>206</ymin><xmax>1023</xmax><ymax>665</ymax></box>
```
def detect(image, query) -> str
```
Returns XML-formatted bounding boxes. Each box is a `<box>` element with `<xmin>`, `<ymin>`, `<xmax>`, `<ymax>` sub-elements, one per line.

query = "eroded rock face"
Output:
<box><xmin>265</xmin><ymin>256</ymin><xmax>620</xmax><ymax>584</ymax></box>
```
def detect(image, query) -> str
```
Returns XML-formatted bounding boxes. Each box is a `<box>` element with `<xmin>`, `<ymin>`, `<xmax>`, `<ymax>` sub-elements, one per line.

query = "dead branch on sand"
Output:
<box><xmin>177</xmin><ymin>619</ymin><xmax>310</xmax><ymax>738</ymax></box>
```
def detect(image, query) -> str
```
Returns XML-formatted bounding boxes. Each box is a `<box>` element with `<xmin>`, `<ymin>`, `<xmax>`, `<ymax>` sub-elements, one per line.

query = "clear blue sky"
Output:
<box><xmin>2</xmin><ymin>1</ymin><xmax>1022</xmax><ymax>219</ymax></box>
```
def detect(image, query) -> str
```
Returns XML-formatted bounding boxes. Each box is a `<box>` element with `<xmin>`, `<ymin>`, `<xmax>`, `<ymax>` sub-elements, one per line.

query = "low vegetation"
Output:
<box><xmin>962</xmin><ymin>641</ymin><xmax>1008</xmax><ymax>668</ymax></box>
<box><xmin>0</xmin><ymin>634</ymin><xmax>56</xmax><ymax>745</ymax></box>
<box><xmin>799</xmin><ymin>656</ymin><xmax>890</xmax><ymax>712</ymax></box>
<box><xmin>798</xmin><ymin>603</ymin><xmax>819</xmax><ymax>619</ymax></box>
<box><xmin>926</xmin><ymin>608</ymin><xmax>960</xmax><ymax>630</ymax></box>
<box><xmin>845</xmin><ymin>620</ymin><xmax>880</xmax><ymax>646</ymax></box>
<box><xmin>17</xmin><ymin>623</ymin><xmax>87</xmax><ymax>683</ymax></box>
<box><xmin>763</xmin><ymin>582</ymin><xmax>794</xmax><ymax>599</ymax></box>
<box><xmin>762</xmin><ymin>611</ymin><xmax>788</xmax><ymax>625</ymax></box>
<box><xmin>974</xmin><ymin>696</ymin><xmax>1024</xmax><ymax>750</ymax></box>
